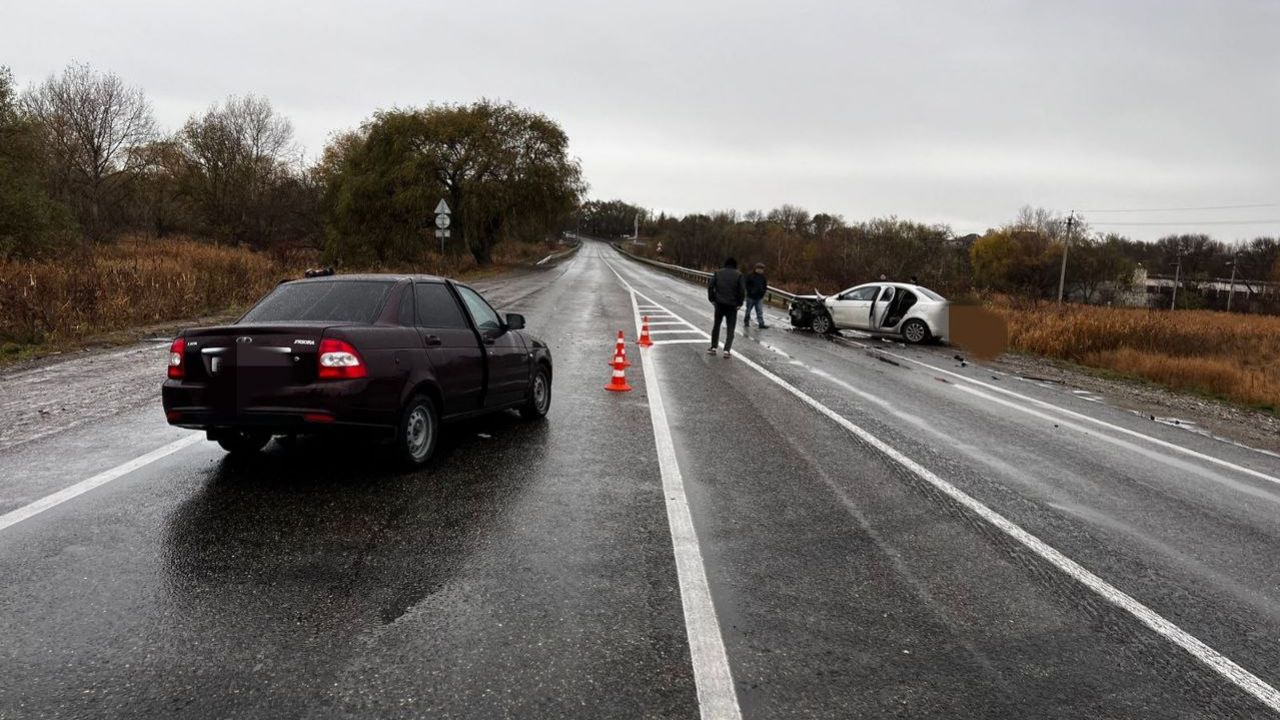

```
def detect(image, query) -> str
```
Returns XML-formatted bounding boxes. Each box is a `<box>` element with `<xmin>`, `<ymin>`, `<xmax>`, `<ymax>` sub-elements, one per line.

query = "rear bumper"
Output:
<box><xmin>161</xmin><ymin>380</ymin><xmax>396</xmax><ymax>434</ymax></box>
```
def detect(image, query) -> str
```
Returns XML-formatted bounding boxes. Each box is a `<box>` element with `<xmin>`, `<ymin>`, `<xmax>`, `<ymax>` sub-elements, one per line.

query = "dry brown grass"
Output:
<box><xmin>0</xmin><ymin>237</ymin><xmax>297</xmax><ymax>350</ymax></box>
<box><xmin>0</xmin><ymin>235</ymin><xmax>571</xmax><ymax>363</ymax></box>
<box><xmin>992</xmin><ymin>299</ymin><xmax>1280</xmax><ymax>410</ymax></box>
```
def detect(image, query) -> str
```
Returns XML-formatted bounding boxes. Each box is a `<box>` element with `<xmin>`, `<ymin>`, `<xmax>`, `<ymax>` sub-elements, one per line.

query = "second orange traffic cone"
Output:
<box><xmin>638</xmin><ymin>316</ymin><xmax>654</xmax><ymax>347</ymax></box>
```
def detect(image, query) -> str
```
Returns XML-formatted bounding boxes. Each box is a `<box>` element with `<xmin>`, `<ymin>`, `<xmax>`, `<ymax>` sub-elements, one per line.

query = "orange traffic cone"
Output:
<box><xmin>609</xmin><ymin>330</ymin><xmax>631</xmax><ymax>368</ymax></box>
<box><xmin>638</xmin><ymin>316</ymin><xmax>654</xmax><ymax>347</ymax></box>
<box><xmin>605</xmin><ymin>360</ymin><xmax>633</xmax><ymax>392</ymax></box>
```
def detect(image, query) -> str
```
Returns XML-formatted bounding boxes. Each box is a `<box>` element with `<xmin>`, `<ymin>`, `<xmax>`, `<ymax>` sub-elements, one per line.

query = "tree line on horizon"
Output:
<box><xmin>0</xmin><ymin>62</ymin><xmax>583</xmax><ymax>266</ymax></box>
<box><xmin>585</xmin><ymin>202</ymin><xmax>1280</xmax><ymax>312</ymax></box>
<box><xmin>5</xmin><ymin>62</ymin><xmax>1276</xmax><ymax>311</ymax></box>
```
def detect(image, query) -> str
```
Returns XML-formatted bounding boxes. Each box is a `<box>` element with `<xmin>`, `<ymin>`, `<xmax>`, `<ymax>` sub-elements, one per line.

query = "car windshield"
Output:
<box><xmin>239</xmin><ymin>280</ymin><xmax>394</xmax><ymax>323</ymax></box>
<box><xmin>916</xmin><ymin>287</ymin><xmax>946</xmax><ymax>302</ymax></box>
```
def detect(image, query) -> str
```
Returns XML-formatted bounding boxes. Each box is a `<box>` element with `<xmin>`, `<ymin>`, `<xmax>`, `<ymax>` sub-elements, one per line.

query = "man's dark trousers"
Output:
<box><xmin>711</xmin><ymin>303</ymin><xmax>739</xmax><ymax>351</ymax></box>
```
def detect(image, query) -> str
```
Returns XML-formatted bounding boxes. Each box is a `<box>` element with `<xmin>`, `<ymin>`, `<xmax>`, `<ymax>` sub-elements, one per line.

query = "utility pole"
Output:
<box><xmin>1170</xmin><ymin>251</ymin><xmax>1183</xmax><ymax>311</ymax></box>
<box><xmin>1226</xmin><ymin>251</ymin><xmax>1240</xmax><ymax>312</ymax></box>
<box><xmin>633</xmin><ymin>212</ymin><xmax>639</xmax><ymax>243</ymax></box>
<box><xmin>1056</xmin><ymin>211</ymin><xmax>1075</xmax><ymax>305</ymax></box>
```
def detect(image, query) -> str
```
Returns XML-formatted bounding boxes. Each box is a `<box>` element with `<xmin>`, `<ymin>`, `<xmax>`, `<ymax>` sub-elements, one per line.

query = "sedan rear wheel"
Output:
<box><xmin>520</xmin><ymin>365</ymin><xmax>552</xmax><ymax>420</ymax></box>
<box><xmin>398</xmin><ymin>396</ymin><xmax>438</xmax><ymax>467</ymax></box>
<box><xmin>811</xmin><ymin>313</ymin><xmax>834</xmax><ymax>335</ymax></box>
<box><xmin>902</xmin><ymin>319</ymin><xmax>931</xmax><ymax>344</ymax></box>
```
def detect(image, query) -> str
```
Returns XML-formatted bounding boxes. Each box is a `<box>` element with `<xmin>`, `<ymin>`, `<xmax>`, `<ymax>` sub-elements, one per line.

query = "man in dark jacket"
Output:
<box><xmin>707</xmin><ymin>257</ymin><xmax>746</xmax><ymax>357</ymax></box>
<box><xmin>743</xmin><ymin>263</ymin><xmax>769</xmax><ymax>329</ymax></box>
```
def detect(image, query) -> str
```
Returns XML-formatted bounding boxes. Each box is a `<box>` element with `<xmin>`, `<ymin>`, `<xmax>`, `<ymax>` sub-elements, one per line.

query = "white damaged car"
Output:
<box><xmin>789</xmin><ymin>282</ymin><xmax>949</xmax><ymax>344</ymax></box>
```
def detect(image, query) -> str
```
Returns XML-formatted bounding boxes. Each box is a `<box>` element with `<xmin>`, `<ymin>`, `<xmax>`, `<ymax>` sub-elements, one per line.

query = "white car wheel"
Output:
<box><xmin>902</xmin><ymin>319</ymin><xmax>930</xmax><ymax>344</ymax></box>
<box><xmin>811</xmin><ymin>313</ymin><xmax>834</xmax><ymax>334</ymax></box>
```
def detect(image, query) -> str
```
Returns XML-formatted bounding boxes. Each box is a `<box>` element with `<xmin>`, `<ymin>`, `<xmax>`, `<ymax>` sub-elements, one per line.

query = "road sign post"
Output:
<box><xmin>434</xmin><ymin>199</ymin><xmax>452</xmax><ymax>255</ymax></box>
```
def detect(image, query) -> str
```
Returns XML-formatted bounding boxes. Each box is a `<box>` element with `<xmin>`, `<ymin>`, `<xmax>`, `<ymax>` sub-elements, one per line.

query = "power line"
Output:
<box><xmin>1092</xmin><ymin>219</ymin><xmax>1280</xmax><ymax>226</ymax></box>
<box><xmin>1081</xmin><ymin>202</ymin><xmax>1279</xmax><ymax>213</ymax></box>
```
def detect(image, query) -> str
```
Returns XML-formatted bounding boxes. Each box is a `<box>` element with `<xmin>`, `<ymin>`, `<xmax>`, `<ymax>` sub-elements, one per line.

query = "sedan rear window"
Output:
<box><xmin>240</xmin><ymin>281</ymin><xmax>394</xmax><ymax>324</ymax></box>
<box><xmin>916</xmin><ymin>287</ymin><xmax>946</xmax><ymax>302</ymax></box>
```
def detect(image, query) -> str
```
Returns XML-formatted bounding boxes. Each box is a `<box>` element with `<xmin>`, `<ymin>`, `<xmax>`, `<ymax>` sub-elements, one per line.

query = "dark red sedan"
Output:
<box><xmin>161</xmin><ymin>272</ymin><xmax>552</xmax><ymax>465</ymax></box>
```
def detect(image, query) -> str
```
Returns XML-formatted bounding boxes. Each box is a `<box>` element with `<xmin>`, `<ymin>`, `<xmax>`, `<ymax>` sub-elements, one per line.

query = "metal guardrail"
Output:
<box><xmin>536</xmin><ymin>239</ymin><xmax>582</xmax><ymax>266</ymax></box>
<box><xmin>609</xmin><ymin>242</ymin><xmax>800</xmax><ymax>308</ymax></box>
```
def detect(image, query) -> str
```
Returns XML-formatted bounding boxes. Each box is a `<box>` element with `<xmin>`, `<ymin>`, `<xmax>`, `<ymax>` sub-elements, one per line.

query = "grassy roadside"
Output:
<box><xmin>989</xmin><ymin>299</ymin><xmax>1279</xmax><ymax>413</ymax></box>
<box><xmin>0</xmin><ymin>236</ymin><xmax>571</xmax><ymax>372</ymax></box>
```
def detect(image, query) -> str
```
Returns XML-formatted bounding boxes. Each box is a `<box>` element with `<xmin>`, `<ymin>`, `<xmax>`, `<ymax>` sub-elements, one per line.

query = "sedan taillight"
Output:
<box><xmin>168</xmin><ymin>338</ymin><xmax>186</xmax><ymax>379</ymax></box>
<box><xmin>318</xmin><ymin>338</ymin><xmax>367</xmax><ymax>380</ymax></box>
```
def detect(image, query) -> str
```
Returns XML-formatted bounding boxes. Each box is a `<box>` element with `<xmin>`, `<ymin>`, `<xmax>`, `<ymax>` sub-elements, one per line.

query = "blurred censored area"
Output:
<box><xmin>948</xmin><ymin>304</ymin><xmax>1009</xmax><ymax>360</ymax></box>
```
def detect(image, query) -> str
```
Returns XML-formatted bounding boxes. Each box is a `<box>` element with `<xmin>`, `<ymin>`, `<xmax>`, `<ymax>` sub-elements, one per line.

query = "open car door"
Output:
<box><xmin>831</xmin><ymin>285</ymin><xmax>879</xmax><ymax>329</ymax></box>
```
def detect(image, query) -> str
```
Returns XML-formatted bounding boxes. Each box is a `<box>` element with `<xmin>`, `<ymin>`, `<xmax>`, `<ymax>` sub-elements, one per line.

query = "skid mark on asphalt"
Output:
<box><xmin>607</xmin><ymin>252</ymin><xmax>1280</xmax><ymax>715</ymax></box>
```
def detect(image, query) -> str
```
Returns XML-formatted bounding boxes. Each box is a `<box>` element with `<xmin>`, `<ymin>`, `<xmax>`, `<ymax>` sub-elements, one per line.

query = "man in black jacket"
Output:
<box><xmin>743</xmin><ymin>263</ymin><xmax>769</xmax><ymax>329</ymax></box>
<box><xmin>707</xmin><ymin>257</ymin><xmax>746</xmax><ymax>357</ymax></box>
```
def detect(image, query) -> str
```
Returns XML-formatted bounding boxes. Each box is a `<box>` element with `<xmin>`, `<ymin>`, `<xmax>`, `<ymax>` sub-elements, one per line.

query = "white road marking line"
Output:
<box><xmin>727</xmin><ymin>350</ymin><xmax>1280</xmax><ymax>714</ymax></box>
<box><xmin>647</xmin><ymin>329</ymin><xmax>706</xmax><ymax>335</ymax></box>
<box><xmin>609</xmin><ymin>256</ymin><xmax>1280</xmax><ymax>713</ymax></box>
<box><xmin>952</xmin><ymin>384</ymin><xmax>1280</xmax><ymax>500</ymax></box>
<box><xmin>650</xmin><ymin>339</ymin><xmax>711</xmax><ymax>346</ymax></box>
<box><xmin>0</xmin><ymin>434</ymin><xmax>203</xmax><ymax>534</ymax></box>
<box><xmin>646</xmin><ymin>320</ymin><xmax>698</xmax><ymax>326</ymax></box>
<box><xmin>607</xmin><ymin>269</ymin><xmax>741</xmax><ymax>720</ymax></box>
<box><xmin>836</xmin><ymin>338</ymin><xmax>1280</xmax><ymax>487</ymax></box>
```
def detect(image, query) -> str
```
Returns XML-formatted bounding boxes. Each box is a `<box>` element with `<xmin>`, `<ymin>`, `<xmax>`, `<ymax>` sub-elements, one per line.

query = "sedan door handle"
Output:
<box><xmin>483</xmin><ymin>336</ymin><xmax>495</xmax><ymax>345</ymax></box>
<box><xmin>423</xmin><ymin>334</ymin><xmax>442</xmax><ymax>346</ymax></box>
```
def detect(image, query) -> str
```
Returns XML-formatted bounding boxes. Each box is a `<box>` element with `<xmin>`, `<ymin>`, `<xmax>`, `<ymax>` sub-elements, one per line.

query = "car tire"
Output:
<box><xmin>811</xmin><ymin>313</ymin><xmax>834</xmax><ymax>335</ymax></box>
<box><xmin>215</xmin><ymin>430</ymin><xmax>271</xmax><ymax>456</ymax></box>
<box><xmin>397</xmin><ymin>395</ymin><xmax>439</xmax><ymax>467</ymax></box>
<box><xmin>902</xmin><ymin>319</ymin><xmax>931</xmax><ymax>345</ymax></box>
<box><xmin>520</xmin><ymin>365</ymin><xmax>552</xmax><ymax>421</ymax></box>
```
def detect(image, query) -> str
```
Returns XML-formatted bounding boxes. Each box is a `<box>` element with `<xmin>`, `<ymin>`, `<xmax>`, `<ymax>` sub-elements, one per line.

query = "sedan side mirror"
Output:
<box><xmin>505</xmin><ymin>313</ymin><xmax>526</xmax><ymax>330</ymax></box>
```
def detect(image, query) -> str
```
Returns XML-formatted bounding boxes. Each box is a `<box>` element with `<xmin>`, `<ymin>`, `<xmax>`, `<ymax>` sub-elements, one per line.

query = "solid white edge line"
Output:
<box><xmin>839</xmin><ymin>339</ymin><xmax>1280</xmax><ymax>488</ymax></box>
<box><xmin>609</xmin><ymin>261</ymin><xmax>742</xmax><ymax>720</ymax></box>
<box><xmin>949</xmin><ymin>383</ymin><xmax>1274</xmax><ymax>492</ymax></box>
<box><xmin>609</xmin><ymin>253</ymin><xmax>1280</xmax><ymax>713</ymax></box>
<box><xmin>0</xmin><ymin>434</ymin><xmax>203</xmax><ymax>534</ymax></box>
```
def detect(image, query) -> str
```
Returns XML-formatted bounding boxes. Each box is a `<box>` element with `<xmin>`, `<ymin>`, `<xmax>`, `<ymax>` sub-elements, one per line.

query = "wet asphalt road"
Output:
<box><xmin>3</xmin><ymin>241</ymin><xmax>1280</xmax><ymax>718</ymax></box>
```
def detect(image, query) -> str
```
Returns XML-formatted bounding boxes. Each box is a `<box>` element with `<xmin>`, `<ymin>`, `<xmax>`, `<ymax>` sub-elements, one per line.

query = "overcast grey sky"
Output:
<box><xmin>4</xmin><ymin>0</ymin><xmax>1277</xmax><ymax>241</ymax></box>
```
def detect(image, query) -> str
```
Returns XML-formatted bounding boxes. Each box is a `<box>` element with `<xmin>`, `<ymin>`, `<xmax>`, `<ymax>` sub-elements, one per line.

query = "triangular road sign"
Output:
<box><xmin>434</xmin><ymin>199</ymin><xmax>451</xmax><ymax>215</ymax></box>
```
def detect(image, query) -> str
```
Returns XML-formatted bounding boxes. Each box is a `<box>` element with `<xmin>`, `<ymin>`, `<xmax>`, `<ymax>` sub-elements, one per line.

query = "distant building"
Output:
<box><xmin>1116</xmin><ymin>264</ymin><xmax>1153</xmax><ymax>307</ymax></box>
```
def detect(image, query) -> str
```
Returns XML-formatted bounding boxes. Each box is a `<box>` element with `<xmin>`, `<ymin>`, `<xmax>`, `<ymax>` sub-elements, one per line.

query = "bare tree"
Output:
<box><xmin>23</xmin><ymin>62</ymin><xmax>156</xmax><ymax>237</ymax></box>
<box><xmin>180</xmin><ymin>94</ymin><xmax>298</xmax><ymax>245</ymax></box>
